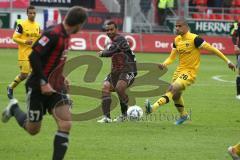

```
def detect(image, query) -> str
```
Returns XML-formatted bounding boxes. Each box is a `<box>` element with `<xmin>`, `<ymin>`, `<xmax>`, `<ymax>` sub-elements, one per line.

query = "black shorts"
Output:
<box><xmin>104</xmin><ymin>72</ymin><xmax>136</xmax><ymax>88</ymax></box>
<box><xmin>26</xmin><ymin>87</ymin><xmax>71</xmax><ymax>122</ymax></box>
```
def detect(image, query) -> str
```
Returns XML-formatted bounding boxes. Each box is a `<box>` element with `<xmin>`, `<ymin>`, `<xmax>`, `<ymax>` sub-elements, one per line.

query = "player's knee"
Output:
<box><xmin>102</xmin><ymin>83</ymin><xmax>111</xmax><ymax>94</ymax></box>
<box><xmin>20</xmin><ymin>73</ymin><xmax>28</xmax><ymax>80</ymax></box>
<box><xmin>25</xmin><ymin>122</ymin><xmax>41</xmax><ymax>136</ymax></box>
<box><xmin>58</xmin><ymin>121</ymin><xmax>72</xmax><ymax>132</ymax></box>
<box><xmin>115</xmin><ymin>83</ymin><xmax>127</xmax><ymax>94</ymax></box>
<box><xmin>27</xmin><ymin>128</ymin><xmax>40</xmax><ymax>136</ymax></box>
<box><xmin>115</xmin><ymin>86</ymin><xmax>124</xmax><ymax>95</ymax></box>
<box><xmin>172</xmin><ymin>92</ymin><xmax>181</xmax><ymax>100</ymax></box>
<box><xmin>169</xmin><ymin>84</ymin><xmax>182</xmax><ymax>94</ymax></box>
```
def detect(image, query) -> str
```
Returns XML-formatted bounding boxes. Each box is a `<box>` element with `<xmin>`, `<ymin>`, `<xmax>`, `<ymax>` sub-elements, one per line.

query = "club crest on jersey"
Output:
<box><xmin>186</xmin><ymin>43</ymin><xmax>190</xmax><ymax>47</ymax></box>
<box><xmin>39</xmin><ymin>36</ymin><xmax>49</xmax><ymax>46</ymax></box>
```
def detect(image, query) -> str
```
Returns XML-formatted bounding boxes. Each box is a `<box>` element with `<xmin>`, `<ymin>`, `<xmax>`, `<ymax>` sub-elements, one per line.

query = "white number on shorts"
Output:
<box><xmin>29</xmin><ymin>110</ymin><xmax>40</xmax><ymax>121</ymax></box>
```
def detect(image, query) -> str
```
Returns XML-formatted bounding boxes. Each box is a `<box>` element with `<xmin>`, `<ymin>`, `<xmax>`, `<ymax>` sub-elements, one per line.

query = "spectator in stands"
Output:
<box><xmin>140</xmin><ymin>0</ymin><xmax>152</xmax><ymax>18</ymax></box>
<box><xmin>157</xmin><ymin>0</ymin><xmax>174</xmax><ymax>25</ymax></box>
<box><xmin>166</xmin><ymin>0</ymin><xmax>174</xmax><ymax>16</ymax></box>
<box><xmin>189</xmin><ymin>0</ymin><xmax>197</xmax><ymax>12</ymax></box>
<box><xmin>157</xmin><ymin>0</ymin><xmax>167</xmax><ymax>25</ymax></box>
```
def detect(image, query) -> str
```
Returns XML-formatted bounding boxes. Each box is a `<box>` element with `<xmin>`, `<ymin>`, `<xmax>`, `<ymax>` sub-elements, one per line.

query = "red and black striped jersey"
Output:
<box><xmin>26</xmin><ymin>23</ymin><xmax>69</xmax><ymax>91</ymax></box>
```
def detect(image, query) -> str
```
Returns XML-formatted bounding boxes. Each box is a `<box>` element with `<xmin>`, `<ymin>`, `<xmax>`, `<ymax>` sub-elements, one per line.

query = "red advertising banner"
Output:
<box><xmin>0</xmin><ymin>29</ymin><xmax>16</xmax><ymax>48</ymax></box>
<box><xmin>69</xmin><ymin>32</ymin><xmax>91</xmax><ymax>51</ymax></box>
<box><xmin>0</xmin><ymin>0</ymin><xmax>29</xmax><ymax>8</ymax></box>
<box><xmin>0</xmin><ymin>29</ymin><xmax>234</xmax><ymax>54</ymax></box>
<box><xmin>142</xmin><ymin>34</ymin><xmax>174</xmax><ymax>53</ymax></box>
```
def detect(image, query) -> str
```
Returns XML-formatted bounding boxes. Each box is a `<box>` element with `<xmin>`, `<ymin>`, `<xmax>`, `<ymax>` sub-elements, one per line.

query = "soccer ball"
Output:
<box><xmin>127</xmin><ymin>105</ymin><xmax>143</xmax><ymax>121</ymax></box>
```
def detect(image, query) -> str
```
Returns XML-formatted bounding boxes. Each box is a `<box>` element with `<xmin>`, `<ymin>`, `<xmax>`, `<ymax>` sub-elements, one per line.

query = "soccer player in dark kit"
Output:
<box><xmin>97</xmin><ymin>20</ymin><xmax>137</xmax><ymax>123</ymax></box>
<box><xmin>2</xmin><ymin>6</ymin><xmax>87</xmax><ymax>160</ymax></box>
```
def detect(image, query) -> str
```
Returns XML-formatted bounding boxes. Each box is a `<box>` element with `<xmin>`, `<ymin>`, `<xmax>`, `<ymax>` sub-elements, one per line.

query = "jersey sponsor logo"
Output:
<box><xmin>39</xmin><ymin>36</ymin><xmax>49</xmax><ymax>46</ymax></box>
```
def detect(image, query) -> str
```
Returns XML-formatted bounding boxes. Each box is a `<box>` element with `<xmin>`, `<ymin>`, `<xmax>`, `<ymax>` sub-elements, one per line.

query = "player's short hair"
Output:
<box><xmin>65</xmin><ymin>6</ymin><xmax>87</xmax><ymax>26</ymax></box>
<box><xmin>177</xmin><ymin>17</ymin><xmax>189</xmax><ymax>27</ymax></box>
<box><xmin>27</xmin><ymin>5</ymin><xmax>35</xmax><ymax>13</ymax></box>
<box><xmin>106</xmin><ymin>20</ymin><xmax>118</xmax><ymax>29</ymax></box>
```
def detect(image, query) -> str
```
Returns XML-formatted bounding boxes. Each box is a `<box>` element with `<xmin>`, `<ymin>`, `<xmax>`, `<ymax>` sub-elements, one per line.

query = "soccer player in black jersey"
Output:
<box><xmin>2</xmin><ymin>6</ymin><xmax>87</xmax><ymax>160</ymax></box>
<box><xmin>232</xmin><ymin>22</ymin><xmax>240</xmax><ymax>100</ymax></box>
<box><xmin>97</xmin><ymin>20</ymin><xmax>137</xmax><ymax>123</ymax></box>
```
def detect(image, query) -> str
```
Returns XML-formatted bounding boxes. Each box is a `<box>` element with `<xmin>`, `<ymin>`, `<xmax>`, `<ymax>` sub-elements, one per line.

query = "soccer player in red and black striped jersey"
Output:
<box><xmin>97</xmin><ymin>20</ymin><xmax>137</xmax><ymax>123</ymax></box>
<box><xmin>2</xmin><ymin>6</ymin><xmax>87</xmax><ymax>160</ymax></box>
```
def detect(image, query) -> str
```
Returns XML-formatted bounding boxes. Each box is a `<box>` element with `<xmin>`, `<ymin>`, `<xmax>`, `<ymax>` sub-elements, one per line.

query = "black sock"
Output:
<box><xmin>120</xmin><ymin>96</ymin><xmax>129</xmax><ymax>116</ymax></box>
<box><xmin>120</xmin><ymin>102</ymin><xmax>128</xmax><ymax>116</ymax></box>
<box><xmin>11</xmin><ymin>104</ymin><xmax>27</xmax><ymax>128</ymax></box>
<box><xmin>102</xmin><ymin>96</ymin><xmax>111</xmax><ymax>118</ymax></box>
<box><xmin>52</xmin><ymin>131</ymin><xmax>69</xmax><ymax>160</ymax></box>
<box><xmin>237</xmin><ymin>76</ymin><xmax>240</xmax><ymax>95</ymax></box>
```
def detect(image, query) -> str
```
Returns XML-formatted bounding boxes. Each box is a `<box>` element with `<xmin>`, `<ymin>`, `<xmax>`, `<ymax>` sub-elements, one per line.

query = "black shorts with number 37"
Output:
<box><xmin>26</xmin><ymin>87</ymin><xmax>71</xmax><ymax>122</ymax></box>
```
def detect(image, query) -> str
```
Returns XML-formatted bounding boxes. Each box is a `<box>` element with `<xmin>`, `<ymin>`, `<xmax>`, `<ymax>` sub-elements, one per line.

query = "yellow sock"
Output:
<box><xmin>9</xmin><ymin>75</ymin><xmax>22</xmax><ymax>89</ymax></box>
<box><xmin>234</xmin><ymin>143</ymin><xmax>240</xmax><ymax>156</ymax></box>
<box><xmin>174</xmin><ymin>96</ymin><xmax>188</xmax><ymax>117</ymax></box>
<box><xmin>152</xmin><ymin>92</ymin><xmax>173</xmax><ymax>112</ymax></box>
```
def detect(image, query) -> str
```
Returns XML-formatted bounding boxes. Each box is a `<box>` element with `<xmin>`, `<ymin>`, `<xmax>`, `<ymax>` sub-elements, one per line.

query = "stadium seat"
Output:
<box><xmin>192</xmin><ymin>13</ymin><xmax>203</xmax><ymax>19</ymax></box>
<box><xmin>229</xmin><ymin>8</ymin><xmax>240</xmax><ymax>14</ymax></box>
<box><xmin>234</xmin><ymin>15</ymin><xmax>240</xmax><ymax>21</ymax></box>
<box><xmin>234</xmin><ymin>9</ymin><xmax>240</xmax><ymax>14</ymax></box>
<box><xmin>232</xmin><ymin>0</ymin><xmax>240</xmax><ymax>7</ymax></box>
<box><xmin>196</xmin><ymin>5</ymin><xmax>208</xmax><ymax>12</ymax></box>
<box><xmin>209</xmin><ymin>14</ymin><xmax>216</xmax><ymax>20</ymax></box>
<box><xmin>201</xmin><ymin>14</ymin><xmax>209</xmax><ymax>19</ymax></box>
<box><xmin>224</xmin><ymin>15</ymin><xmax>234</xmax><ymax>21</ymax></box>
<box><xmin>215</xmin><ymin>14</ymin><xmax>223</xmax><ymax>20</ymax></box>
<box><xmin>196</xmin><ymin>0</ymin><xmax>207</xmax><ymax>5</ymax></box>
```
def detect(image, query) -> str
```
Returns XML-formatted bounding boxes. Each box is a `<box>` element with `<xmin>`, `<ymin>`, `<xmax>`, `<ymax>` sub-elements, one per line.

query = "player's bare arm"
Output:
<box><xmin>40</xmin><ymin>83</ymin><xmax>55</xmax><ymax>95</ymax></box>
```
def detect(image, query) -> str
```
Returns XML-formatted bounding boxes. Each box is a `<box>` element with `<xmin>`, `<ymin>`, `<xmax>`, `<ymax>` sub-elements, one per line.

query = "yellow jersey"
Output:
<box><xmin>174</xmin><ymin>31</ymin><xmax>200</xmax><ymax>74</ymax></box>
<box><xmin>163</xmin><ymin>31</ymin><xmax>230</xmax><ymax>78</ymax></box>
<box><xmin>13</xmin><ymin>19</ymin><xmax>40</xmax><ymax>61</ymax></box>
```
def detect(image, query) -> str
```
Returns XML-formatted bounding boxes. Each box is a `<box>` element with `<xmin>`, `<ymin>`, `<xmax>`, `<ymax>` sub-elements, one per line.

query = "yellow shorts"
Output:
<box><xmin>18</xmin><ymin>60</ymin><xmax>31</xmax><ymax>74</ymax></box>
<box><xmin>172</xmin><ymin>70</ymin><xmax>196</xmax><ymax>90</ymax></box>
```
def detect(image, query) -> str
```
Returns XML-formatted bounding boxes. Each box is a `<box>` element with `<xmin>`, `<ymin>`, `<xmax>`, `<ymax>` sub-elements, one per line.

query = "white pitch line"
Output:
<box><xmin>212</xmin><ymin>75</ymin><xmax>235</xmax><ymax>83</ymax></box>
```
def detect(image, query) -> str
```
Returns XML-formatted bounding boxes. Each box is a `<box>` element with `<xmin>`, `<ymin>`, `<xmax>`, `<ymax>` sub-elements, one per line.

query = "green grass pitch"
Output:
<box><xmin>0</xmin><ymin>48</ymin><xmax>239</xmax><ymax>160</ymax></box>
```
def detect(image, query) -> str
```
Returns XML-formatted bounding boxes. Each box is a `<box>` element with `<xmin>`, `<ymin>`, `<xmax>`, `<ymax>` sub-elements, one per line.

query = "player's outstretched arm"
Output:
<box><xmin>158</xmin><ymin>48</ymin><xmax>177</xmax><ymax>70</ymax></box>
<box><xmin>200</xmin><ymin>42</ymin><xmax>236</xmax><ymax>71</ymax></box>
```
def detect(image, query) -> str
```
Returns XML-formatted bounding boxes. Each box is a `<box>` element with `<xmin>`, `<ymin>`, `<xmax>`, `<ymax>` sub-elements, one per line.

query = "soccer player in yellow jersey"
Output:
<box><xmin>145</xmin><ymin>18</ymin><xmax>235</xmax><ymax>125</ymax></box>
<box><xmin>228</xmin><ymin>144</ymin><xmax>240</xmax><ymax>160</ymax></box>
<box><xmin>7</xmin><ymin>5</ymin><xmax>40</xmax><ymax>99</ymax></box>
